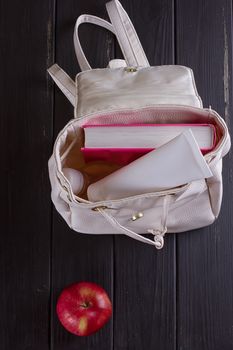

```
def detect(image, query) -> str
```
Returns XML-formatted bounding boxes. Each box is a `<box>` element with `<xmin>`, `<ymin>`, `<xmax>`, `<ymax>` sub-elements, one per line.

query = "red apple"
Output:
<box><xmin>56</xmin><ymin>282</ymin><xmax>112</xmax><ymax>336</ymax></box>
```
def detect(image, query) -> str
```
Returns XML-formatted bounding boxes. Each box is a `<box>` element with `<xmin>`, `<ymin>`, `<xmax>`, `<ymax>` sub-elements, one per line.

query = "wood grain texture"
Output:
<box><xmin>0</xmin><ymin>0</ymin><xmax>55</xmax><ymax>349</ymax></box>
<box><xmin>176</xmin><ymin>1</ymin><xmax>233</xmax><ymax>349</ymax></box>
<box><xmin>51</xmin><ymin>1</ymin><xmax>115</xmax><ymax>349</ymax></box>
<box><xmin>113</xmin><ymin>1</ymin><xmax>176</xmax><ymax>349</ymax></box>
<box><xmin>1</xmin><ymin>0</ymin><xmax>233</xmax><ymax>349</ymax></box>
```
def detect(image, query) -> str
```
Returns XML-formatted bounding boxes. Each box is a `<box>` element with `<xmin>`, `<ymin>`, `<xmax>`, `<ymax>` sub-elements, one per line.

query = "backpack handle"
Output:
<box><xmin>74</xmin><ymin>0</ymin><xmax>149</xmax><ymax>71</ymax></box>
<box><xmin>74</xmin><ymin>14</ymin><xmax>116</xmax><ymax>71</ymax></box>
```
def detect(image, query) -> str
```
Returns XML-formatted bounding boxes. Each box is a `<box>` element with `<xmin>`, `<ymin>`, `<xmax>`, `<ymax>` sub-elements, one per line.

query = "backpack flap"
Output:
<box><xmin>75</xmin><ymin>65</ymin><xmax>203</xmax><ymax>118</ymax></box>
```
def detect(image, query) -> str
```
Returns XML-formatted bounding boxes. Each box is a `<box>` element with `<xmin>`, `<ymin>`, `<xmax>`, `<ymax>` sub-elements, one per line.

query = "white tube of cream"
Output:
<box><xmin>87</xmin><ymin>129</ymin><xmax>213</xmax><ymax>201</ymax></box>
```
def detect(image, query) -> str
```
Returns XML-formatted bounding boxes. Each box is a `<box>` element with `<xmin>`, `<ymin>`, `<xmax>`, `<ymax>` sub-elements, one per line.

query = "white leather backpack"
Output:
<box><xmin>48</xmin><ymin>0</ymin><xmax>231</xmax><ymax>249</ymax></box>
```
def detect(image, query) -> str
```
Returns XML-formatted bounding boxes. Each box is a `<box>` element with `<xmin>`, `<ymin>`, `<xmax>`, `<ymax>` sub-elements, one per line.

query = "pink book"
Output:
<box><xmin>81</xmin><ymin>123</ymin><xmax>216</xmax><ymax>165</ymax></box>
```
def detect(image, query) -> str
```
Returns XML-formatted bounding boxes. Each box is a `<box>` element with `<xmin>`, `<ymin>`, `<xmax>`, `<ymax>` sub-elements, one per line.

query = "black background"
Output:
<box><xmin>1</xmin><ymin>0</ymin><xmax>233</xmax><ymax>349</ymax></box>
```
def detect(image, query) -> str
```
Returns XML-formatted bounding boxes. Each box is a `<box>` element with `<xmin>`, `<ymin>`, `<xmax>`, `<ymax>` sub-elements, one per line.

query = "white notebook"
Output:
<box><xmin>84</xmin><ymin>124</ymin><xmax>215</xmax><ymax>150</ymax></box>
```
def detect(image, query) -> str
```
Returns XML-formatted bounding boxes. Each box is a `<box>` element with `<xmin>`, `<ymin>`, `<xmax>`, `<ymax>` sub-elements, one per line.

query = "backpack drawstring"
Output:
<box><xmin>96</xmin><ymin>194</ymin><xmax>171</xmax><ymax>249</ymax></box>
<box><xmin>147</xmin><ymin>194</ymin><xmax>170</xmax><ymax>249</ymax></box>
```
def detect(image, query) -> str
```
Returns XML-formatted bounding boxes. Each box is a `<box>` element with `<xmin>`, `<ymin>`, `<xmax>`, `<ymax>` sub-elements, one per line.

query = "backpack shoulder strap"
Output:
<box><xmin>47</xmin><ymin>64</ymin><xmax>76</xmax><ymax>106</ymax></box>
<box><xmin>106</xmin><ymin>0</ymin><xmax>149</xmax><ymax>67</ymax></box>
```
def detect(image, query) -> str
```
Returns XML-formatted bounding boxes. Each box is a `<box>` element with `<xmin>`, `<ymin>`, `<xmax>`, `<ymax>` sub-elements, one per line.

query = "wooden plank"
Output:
<box><xmin>176</xmin><ymin>0</ymin><xmax>233</xmax><ymax>348</ymax></box>
<box><xmin>51</xmin><ymin>1</ymin><xmax>115</xmax><ymax>349</ymax></box>
<box><xmin>0</xmin><ymin>0</ymin><xmax>55</xmax><ymax>349</ymax></box>
<box><xmin>113</xmin><ymin>1</ymin><xmax>176</xmax><ymax>349</ymax></box>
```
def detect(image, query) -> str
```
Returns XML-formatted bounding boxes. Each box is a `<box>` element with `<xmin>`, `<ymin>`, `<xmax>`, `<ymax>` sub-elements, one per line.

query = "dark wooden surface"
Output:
<box><xmin>1</xmin><ymin>0</ymin><xmax>232</xmax><ymax>349</ymax></box>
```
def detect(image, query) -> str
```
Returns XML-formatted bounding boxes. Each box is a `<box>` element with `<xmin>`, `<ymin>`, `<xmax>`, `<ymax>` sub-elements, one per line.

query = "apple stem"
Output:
<box><xmin>81</xmin><ymin>301</ymin><xmax>90</xmax><ymax>308</ymax></box>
